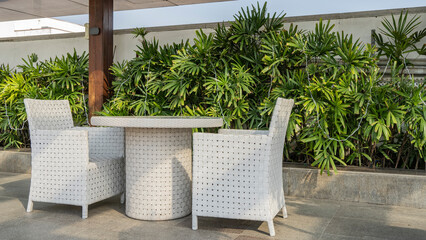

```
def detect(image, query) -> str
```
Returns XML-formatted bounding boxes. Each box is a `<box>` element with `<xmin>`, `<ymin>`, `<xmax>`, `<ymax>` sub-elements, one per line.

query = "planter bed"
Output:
<box><xmin>283</xmin><ymin>163</ymin><xmax>426</xmax><ymax>209</ymax></box>
<box><xmin>0</xmin><ymin>148</ymin><xmax>31</xmax><ymax>174</ymax></box>
<box><xmin>1</xmin><ymin>149</ymin><xmax>425</xmax><ymax>209</ymax></box>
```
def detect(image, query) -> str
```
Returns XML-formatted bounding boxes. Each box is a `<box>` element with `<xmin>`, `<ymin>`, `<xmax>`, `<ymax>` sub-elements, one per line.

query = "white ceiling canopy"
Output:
<box><xmin>0</xmin><ymin>0</ymin><xmax>231</xmax><ymax>22</ymax></box>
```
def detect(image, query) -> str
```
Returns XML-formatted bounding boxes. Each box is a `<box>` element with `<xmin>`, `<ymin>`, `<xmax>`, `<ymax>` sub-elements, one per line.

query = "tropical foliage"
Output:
<box><xmin>372</xmin><ymin>11</ymin><xmax>426</xmax><ymax>66</ymax></box>
<box><xmin>0</xmin><ymin>3</ymin><xmax>425</xmax><ymax>173</ymax></box>
<box><xmin>0</xmin><ymin>51</ymin><xmax>88</xmax><ymax>148</ymax></box>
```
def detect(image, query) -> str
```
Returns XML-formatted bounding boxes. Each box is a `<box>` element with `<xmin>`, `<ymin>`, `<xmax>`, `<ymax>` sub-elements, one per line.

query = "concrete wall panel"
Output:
<box><xmin>1</xmin><ymin>9</ymin><xmax>424</xmax><ymax>68</ymax></box>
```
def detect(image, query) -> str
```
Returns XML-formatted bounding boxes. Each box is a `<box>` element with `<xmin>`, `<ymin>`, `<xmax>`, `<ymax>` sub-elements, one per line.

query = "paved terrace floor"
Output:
<box><xmin>1</xmin><ymin>172</ymin><xmax>426</xmax><ymax>240</ymax></box>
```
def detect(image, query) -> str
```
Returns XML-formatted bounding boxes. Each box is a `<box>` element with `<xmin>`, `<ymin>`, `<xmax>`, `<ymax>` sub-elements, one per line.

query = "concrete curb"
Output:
<box><xmin>283</xmin><ymin>167</ymin><xmax>426</xmax><ymax>209</ymax></box>
<box><xmin>1</xmin><ymin>150</ymin><xmax>425</xmax><ymax>208</ymax></box>
<box><xmin>0</xmin><ymin>149</ymin><xmax>31</xmax><ymax>174</ymax></box>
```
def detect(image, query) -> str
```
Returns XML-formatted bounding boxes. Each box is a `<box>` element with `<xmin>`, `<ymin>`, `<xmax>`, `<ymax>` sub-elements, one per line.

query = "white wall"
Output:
<box><xmin>0</xmin><ymin>29</ymin><xmax>216</xmax><ymax>68</ymax></box>
<box><xmin>113</xmin><ymin>29</ymin><xmax>215</xmax><ymax>63</ymax></box>
<box><xmin>0</xmin><ymin>37</ymin><xmax>86</xmax><ymax>68</ymax></box>
<box><xmin>0</xmin><ymin>10</ymin><xmax>424</xmax><ymax>69</ymax></box>
<box><xmin>284</xmin><ymin>12</ymin><xmax>425</xmax><ymax>60</ymax></box>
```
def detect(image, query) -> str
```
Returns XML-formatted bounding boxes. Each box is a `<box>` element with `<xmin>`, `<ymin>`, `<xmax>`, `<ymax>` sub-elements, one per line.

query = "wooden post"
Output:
<box><xmin>88</xmin><ymin>0</ymin><xmax>113</xmax><ymax>121</ymax></box>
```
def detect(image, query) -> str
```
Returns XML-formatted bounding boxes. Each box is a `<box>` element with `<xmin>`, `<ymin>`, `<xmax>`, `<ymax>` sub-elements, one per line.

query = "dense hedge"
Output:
<box><xmin>0</xmin><ymin>52</ymin><xmax>88</xmax><ymax>148</ymax></box>
<box><xmin>1</xmin><ymin>3</ymin><xmax>425</xmax><ymax>172</ymax></box>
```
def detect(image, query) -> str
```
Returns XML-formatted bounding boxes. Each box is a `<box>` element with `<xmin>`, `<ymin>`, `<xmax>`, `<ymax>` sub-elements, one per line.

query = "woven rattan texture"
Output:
<box><xmin>24</xmin><ymin>99</ymin><xmax>74</xmax><ymax>136</ymax></box>
<box><xmin>30</xmin><ymin>130</ymin><xmax>89</xmax><ymax>205</ymax></box>
<box><xmin>73</xmin><ymin>127</ymin><xmax>125</xmax><ymax>160</ymax></box>
<box><xmin>87</xmin><ymin>157</ymin><xmax>124</xmax><ymax>204</ymax></box>
<box><xmin>192</xmin><ymin>98</ymin><xmax>294</xmax><ymax>222</ymax></box>
<box><xmin>25</xmin><ymin>99</ymin><xmax>125</xmax><ymax>218</ymax></box>
<box><xmin>125</xmin><ymin>128</ymin><xmax>192</xmax><ymax>220</ymax></box>
<box><xmin>267</xmin><ymin>98</ymin><xmax>294</xmax><ymax>218</ymax></box>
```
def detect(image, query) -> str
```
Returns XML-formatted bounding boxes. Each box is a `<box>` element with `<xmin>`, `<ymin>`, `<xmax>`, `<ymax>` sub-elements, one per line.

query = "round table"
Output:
<box><xmin>90</xmin><ymin>116</ymin><xmax>223</xmax><ymax>220</ymax></box>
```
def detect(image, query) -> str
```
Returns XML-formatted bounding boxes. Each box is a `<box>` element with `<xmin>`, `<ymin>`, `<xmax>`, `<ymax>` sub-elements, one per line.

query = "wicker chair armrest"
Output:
<box><xmin>193</xmin><ymin>132</ymin><xmax>271</xmax><ymax>167</ymax></box>
<box><xmin>72</xmin><ymin>127</ymin><xmax>124</xmax><ymax>159</ymax></box>
<box><xmin>30</xmin><ymin>129</ymin><xmax>89</xmax><ymax>166</ymax></box>
<box><xmin>87</xmin><ymin>157</ymin><xmax>125</xmax><ymax>204</ymax></box>
<box><xmin>218</xmin><ymin>129</ymin><xmax>269</xmax><ymax>135</ymax></box>
<box><xmin>193</xmin><ymin>132</ymin><xmax>273</xmax><ymax>209</ymax></box>
<box><xmin>194</xmin><ymin>132</ymin><xmax>270</xmax><ymax>142</ymax></box>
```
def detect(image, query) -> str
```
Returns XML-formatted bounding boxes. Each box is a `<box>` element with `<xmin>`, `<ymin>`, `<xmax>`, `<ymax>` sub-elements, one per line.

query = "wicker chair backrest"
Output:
<box><xmin>24</xmin><ymin>99</ymin><xmax>74</xmax><ymax>136</ymax></box>
<box><xmin>268</xmin><ymin>98</ymin><xmax>294</xmax><ymax>146</ymax></box>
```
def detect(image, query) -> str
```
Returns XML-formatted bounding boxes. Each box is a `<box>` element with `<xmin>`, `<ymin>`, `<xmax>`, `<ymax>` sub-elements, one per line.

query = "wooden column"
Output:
<box><xmin>88</xmin><ymin>0</ymin><xmax>113</xmax><ymax>121</ymax></box>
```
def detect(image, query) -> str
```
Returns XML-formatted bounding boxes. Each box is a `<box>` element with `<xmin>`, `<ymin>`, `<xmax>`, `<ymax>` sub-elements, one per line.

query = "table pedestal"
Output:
<box><xmin>125</xmin><ymin>128</ymin><xmax>192</xmax><ymax>220</ymax></box>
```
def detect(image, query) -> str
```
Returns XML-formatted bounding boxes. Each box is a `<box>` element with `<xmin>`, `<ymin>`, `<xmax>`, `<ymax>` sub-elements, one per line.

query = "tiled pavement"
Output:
<box><xmin>1</xmin><ymin>172</ymin><xmax>425</xmax><ymax>240</ymax></box>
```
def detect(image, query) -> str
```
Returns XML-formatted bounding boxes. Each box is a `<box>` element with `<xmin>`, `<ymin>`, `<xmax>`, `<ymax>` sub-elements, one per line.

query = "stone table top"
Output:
<box><xmin>91</xmin><ymin>116</ymin><xmax>223</xmax><ymax>128</ymax></box>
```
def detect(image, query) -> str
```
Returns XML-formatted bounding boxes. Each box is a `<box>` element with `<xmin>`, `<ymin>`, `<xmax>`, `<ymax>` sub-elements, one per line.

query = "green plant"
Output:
<box><xmin>100</xmin><ymin>3</ymin><xmax>426</xmax><ymax>173</ymax></box>
<box><xmin>0</xmin><ymin>50</ymin><xmax>89</xmax><ymax>148</ymax></box>
<box><xmin>372</xmin><ymin>11</ymin><xmax>426</xmax><ymax>169</ymax></box>
<box><xmin>1</xmin><ymin>3</ymin><xmax>425</xmax><ymax>173</ymax></box>
<box><xmin>373</xmin><ymin>11</ymin><xmax>426</xmax><ymax>66</ymax></box>
<box><xmin>105</xmin><ymin>2</ymin><xmax>287</xmax><ymax>130</ymax></box>
<box><xmin>0</xmin><ymin>64</ymin><xmax>13</xmax><ymax>80</ymax></box>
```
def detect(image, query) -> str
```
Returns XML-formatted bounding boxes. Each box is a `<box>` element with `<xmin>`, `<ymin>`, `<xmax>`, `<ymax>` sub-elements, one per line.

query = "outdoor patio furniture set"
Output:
<box><xmin>24</xmin><ymin>98</ymin><xmax>294</xmax><ymax>236</ymax></box>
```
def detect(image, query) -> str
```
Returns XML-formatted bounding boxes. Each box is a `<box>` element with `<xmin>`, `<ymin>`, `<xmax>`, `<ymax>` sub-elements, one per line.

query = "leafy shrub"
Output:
<box><xmin>372</xmin><ymin>11</ymin><xmax>426</xmax><ymax>169</ymax></box>
<box><xmin>372</xmin><ymin>11</ymin><xmax>426</xmax><ymax>66</ymax></box>
<box><xmin>0</xmin><ymin>51</ymin><xmax>89</xmax><ymax>148</ymax></box>
<box><xmin>103</xmin><ymin>3</ymin><xmax>425</xmax><ymax>172</ymax></box>
<box><xmin>0</xmin><ymin>3</ymin><xmax>424</xmax><ymax>173</ymax></box>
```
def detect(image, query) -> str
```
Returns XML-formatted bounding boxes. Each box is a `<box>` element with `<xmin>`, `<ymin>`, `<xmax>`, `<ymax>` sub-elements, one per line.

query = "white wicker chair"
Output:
<box><xmin>24</xmin><ymin>99</ymin><xmax>125</xmax><ymax>219</ymax></box>
<box><xmin>192</xmin><ymin>98</ymin><xmax>294</xmax><ymax>236</ymax></box>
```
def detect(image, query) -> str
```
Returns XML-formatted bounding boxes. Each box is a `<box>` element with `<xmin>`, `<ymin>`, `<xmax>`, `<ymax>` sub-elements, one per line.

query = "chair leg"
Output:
<box><xmin>120</xmin><ymin>192</ymin><xmax>125</xmax><ymax>204</ymax></box>
<box><xmin>192</xmin><ymin>214</ymin><xmax>198</xmax><ymax>230</ymax></box>
<box><xmin>26</xmin><ymin>198</ymin><xmax>33</xmax><ymax>212</ymax></box>
<box><xmin>267</xmin><ymin>220</ymin><xmax>275</xmax><ymax>237</ymax></box>
<box><xmin>82</xmin><ymin>205</ymin><xmax>88</xmax><ymax>219</ymax></box>
<box><xmin>282</xmin><ymin>196</ymin><xmax>288</xmax><ymax>218</ymax></box>
<box><xmin>282</xmin><ymin>205</ymin><xmax>288</xmax><ymax>219</ymax></box>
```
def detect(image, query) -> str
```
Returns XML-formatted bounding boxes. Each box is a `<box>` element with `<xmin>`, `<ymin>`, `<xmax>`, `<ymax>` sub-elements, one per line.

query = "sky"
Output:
<box><xmin>56</xmin><ymin>0</ymin><xmax>426</xmax><ymax>29</ymax></box>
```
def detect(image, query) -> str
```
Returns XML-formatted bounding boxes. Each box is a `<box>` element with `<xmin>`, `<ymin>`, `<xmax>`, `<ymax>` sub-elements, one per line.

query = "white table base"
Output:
<box><xmin>125</xmin><ymin>128</ymin><xmax>192</xmax><ymax>220</ymax></box>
